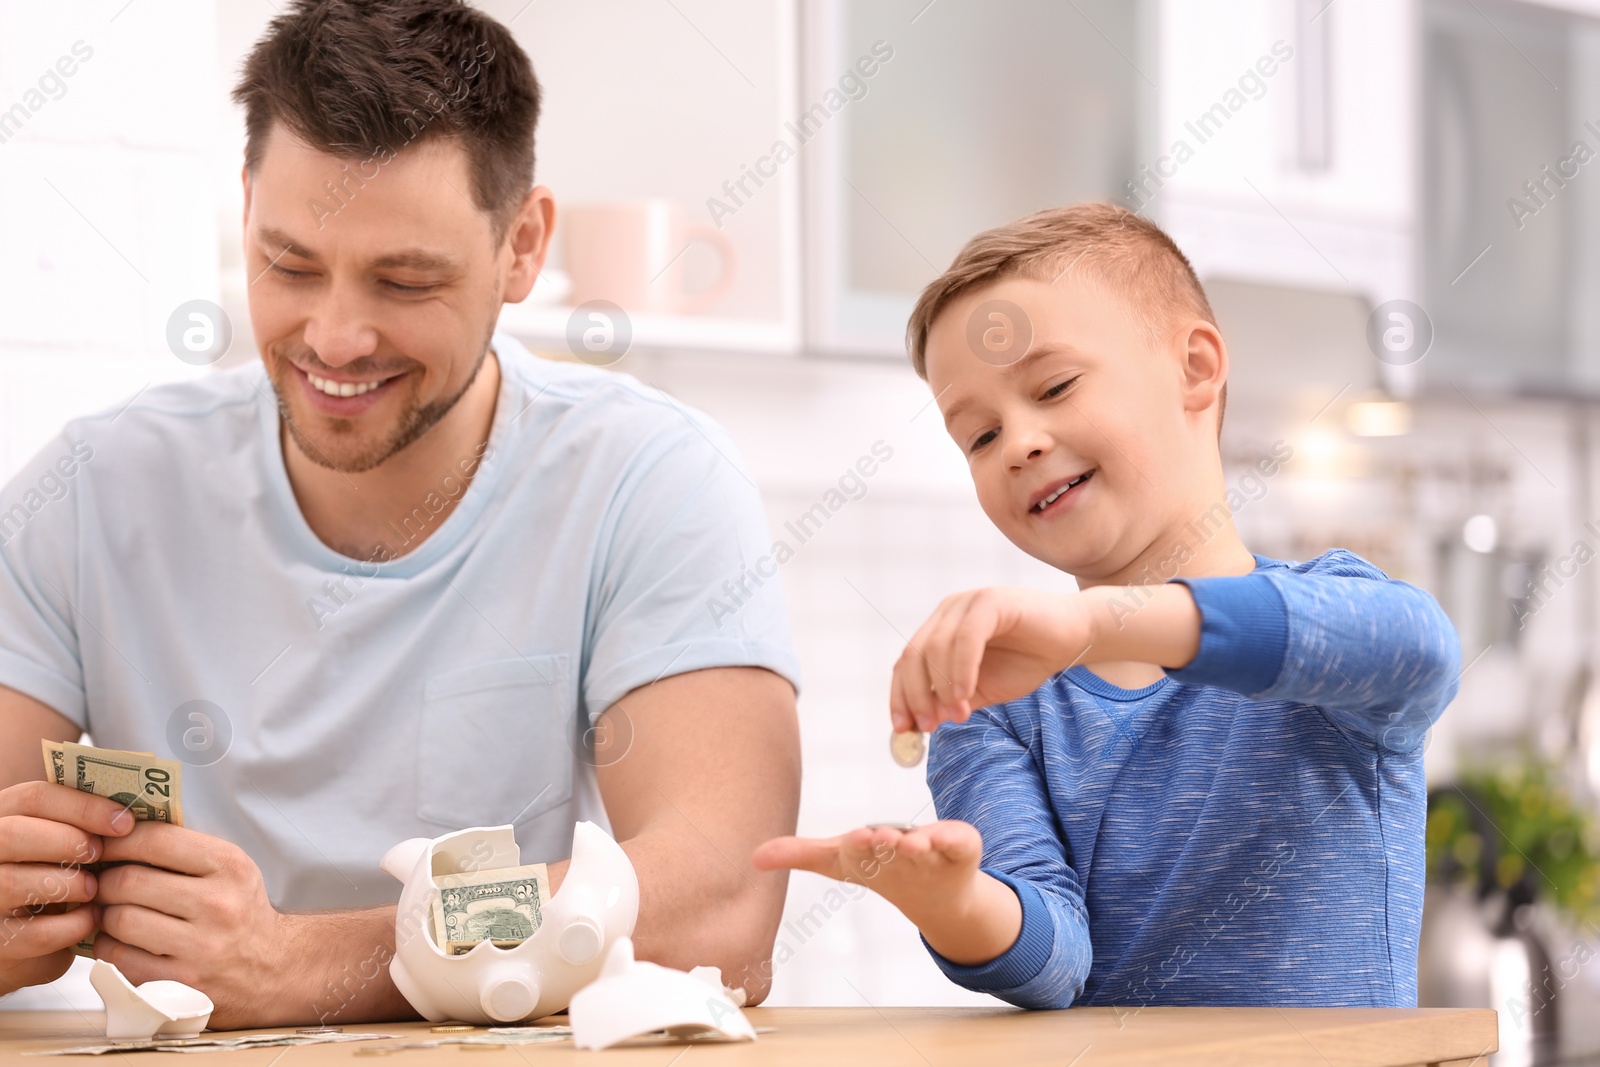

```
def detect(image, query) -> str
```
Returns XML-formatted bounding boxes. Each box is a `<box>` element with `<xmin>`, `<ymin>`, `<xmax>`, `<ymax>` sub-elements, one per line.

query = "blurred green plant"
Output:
<box><xmin>1427</xmin><ymin>756</ymin><xmax>1600</xmax><ymax>925</ymax></box>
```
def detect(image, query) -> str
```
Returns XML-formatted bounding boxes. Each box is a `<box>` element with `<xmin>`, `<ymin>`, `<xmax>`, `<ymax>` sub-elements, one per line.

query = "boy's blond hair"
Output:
<box><xmin>904</xmin><ymin>203</ymin><xmax>1224</xmax><ymax>430</ymax></box>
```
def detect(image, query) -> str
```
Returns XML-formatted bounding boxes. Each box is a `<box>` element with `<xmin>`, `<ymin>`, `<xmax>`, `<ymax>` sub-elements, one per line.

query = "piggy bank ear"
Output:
<box><xmin>599</xmin><ymin>936</ymin><xmax>636</xmax><ymax>980</ymax></box>
<box><xmin>380</xmin><ymin>838</ymin><xmax>432</xmax><ymax>882</ymax></box>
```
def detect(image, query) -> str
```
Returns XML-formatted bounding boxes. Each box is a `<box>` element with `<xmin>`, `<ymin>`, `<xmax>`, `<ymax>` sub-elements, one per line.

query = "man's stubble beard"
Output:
<box><xmin>271</xmin><ymin>342</ymin><xmax>492</xmax><ymax>475</ymax></box>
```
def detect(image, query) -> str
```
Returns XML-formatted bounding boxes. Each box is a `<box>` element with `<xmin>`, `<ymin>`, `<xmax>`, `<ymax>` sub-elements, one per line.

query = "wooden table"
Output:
<box><xmin>0</xmin><ymin>1007</ymin><xmax>1497</xmax><ymax>1066</ymax></box>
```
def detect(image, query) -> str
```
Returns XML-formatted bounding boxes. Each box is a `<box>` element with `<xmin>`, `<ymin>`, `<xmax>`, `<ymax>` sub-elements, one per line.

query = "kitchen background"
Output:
<box><xmin>2</xmin><ymin>0</ymin><xmax>1598</xmax><ymax>1061</ymax></box>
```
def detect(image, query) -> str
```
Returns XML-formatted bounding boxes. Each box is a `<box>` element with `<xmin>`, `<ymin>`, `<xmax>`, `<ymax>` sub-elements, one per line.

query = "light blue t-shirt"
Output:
<box><xmin>0</xmin><ymin>332</ymin><xmax>800</xmax><ymax>911</ymax></box>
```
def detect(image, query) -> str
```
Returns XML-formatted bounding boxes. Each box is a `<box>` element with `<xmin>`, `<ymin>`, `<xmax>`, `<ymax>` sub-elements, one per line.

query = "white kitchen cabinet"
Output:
<box><xmin>1151</xmin><ymin>0</ymin><xmax>1418</xmax><ymax>306</ymax></box>
<box><xmin>492</xmin><ymin>0</ymin><xmax>804</xmax><ymax>356</ymax></box>
<box><xmin>1418</xmin><ymin>0</ymin><xmax>1600</xmax><ymax>396</ymax></box>
<box><xmin>800</xmin><ymin>0</ymin><xmax>1152</xmax><ymax>357</ymax></box>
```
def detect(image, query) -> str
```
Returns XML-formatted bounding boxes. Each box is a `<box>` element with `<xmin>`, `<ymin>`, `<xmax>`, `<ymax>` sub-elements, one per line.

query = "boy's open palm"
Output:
<box><xmin>754</xmin><ymin>821</ymin><xmax>1025</xmax><ymax>967</ymax></box>
<box><xmin>754</xmin><ymin>821</ymin><xmax>981</xmax><ymax>922</ymax></box>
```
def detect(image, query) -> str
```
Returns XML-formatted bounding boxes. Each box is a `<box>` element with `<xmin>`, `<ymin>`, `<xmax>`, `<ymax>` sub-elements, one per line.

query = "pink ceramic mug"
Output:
<box><xmin>563</xmin><ymin>200</ymin><xmax>737</xmax><ymax>315</ymax></box>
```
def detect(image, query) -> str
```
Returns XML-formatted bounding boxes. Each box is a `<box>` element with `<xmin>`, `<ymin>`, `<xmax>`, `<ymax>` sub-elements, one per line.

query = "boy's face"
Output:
<box><xmin>926</xmin><ymin>274</ymin><xmax>1199</xmax><ymax>579</ymax></box>
<box><xmin>243</xmin><ymin>125</ymin><xmax>544</xmax><ymax>473</ymax></box>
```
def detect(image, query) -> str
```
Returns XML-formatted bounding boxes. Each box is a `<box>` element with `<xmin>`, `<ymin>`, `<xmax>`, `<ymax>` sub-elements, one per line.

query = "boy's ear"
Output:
<box><xmin>1178</xmin><ymin>319</ymin><xmax>1228</xmax><ymax>426</ymax></box>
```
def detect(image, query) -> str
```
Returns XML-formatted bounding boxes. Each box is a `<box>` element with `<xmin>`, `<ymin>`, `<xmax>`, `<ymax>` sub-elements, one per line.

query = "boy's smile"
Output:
<box><xmin>1028</xmin><ymin>468</ymin><xmax>1095</xmax><ymax>517</ymax></box>
<box><xmin>926</xmin><ymin>273</ymin><xmax>1186</xmax><ymax>581</ymax></box>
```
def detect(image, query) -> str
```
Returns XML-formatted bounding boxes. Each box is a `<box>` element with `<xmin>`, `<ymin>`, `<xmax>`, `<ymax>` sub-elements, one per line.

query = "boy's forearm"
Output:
<box><xmin>905</xmin><ymin>870</ymin><xmax>1023</xmax><ymax>967</ymax></box>
<box><xmin>1088</xmin><ymin>564</ymin><xmax>1460</xmax><ymax>747</ymax></box>
<box><xmin>1079</xmin><ymin>583</ymin><xmax>1202</xmax><ymax>670</ymax></box>
<box><xmin>1164</xmin><ymin>570</ymin><xmax>1460</xmax><ymax>739</ymax></box>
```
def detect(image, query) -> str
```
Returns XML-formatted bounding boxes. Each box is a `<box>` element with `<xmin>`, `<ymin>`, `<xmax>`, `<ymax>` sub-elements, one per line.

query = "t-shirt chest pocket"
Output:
<box><xmin>417</xmin><ymin>654</ymin><xmax>574</xmax><ymax>829</ymax></box>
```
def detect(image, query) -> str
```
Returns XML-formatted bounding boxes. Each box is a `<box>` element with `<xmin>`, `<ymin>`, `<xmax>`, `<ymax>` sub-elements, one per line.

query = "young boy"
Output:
<box><xmin>753</xmin><ymin>203</ymin><xmax>1459</xmax><ymax>1009</ymax></box>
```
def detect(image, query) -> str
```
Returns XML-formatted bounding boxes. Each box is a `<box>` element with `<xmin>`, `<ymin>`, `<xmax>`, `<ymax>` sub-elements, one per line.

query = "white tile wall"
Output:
<box><xmin>0</xmin><ymin>0</ymin><xmax>221</xmax><ymax>478</ymax></box>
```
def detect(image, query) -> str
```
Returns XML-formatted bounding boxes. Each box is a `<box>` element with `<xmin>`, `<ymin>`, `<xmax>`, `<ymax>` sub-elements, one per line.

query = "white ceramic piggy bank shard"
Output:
<box><xmin>379</xmin><ymin>820</ymin><xmax>639</xmax><ymax>1024</ymax></box>
<box><xmin>89</xmin><ymin>960</ymin><xmax>213</xmax><ymax>1041</ymax></box>
<box><xmin>569</xmin><ymin>937</ymin><xmax>756</xmax><ymax>1050</ymax></box>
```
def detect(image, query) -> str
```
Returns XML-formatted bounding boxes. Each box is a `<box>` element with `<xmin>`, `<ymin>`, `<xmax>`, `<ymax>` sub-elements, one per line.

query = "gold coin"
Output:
<box><xmin>890</xmin><ymin>729</ymin><xmax>925</xmax><ymax>768</ymax></box>
<box><xmin>431</xmin><ymin>1024</ymin><xmax>477</xmax><ymax>1033</ymax></box>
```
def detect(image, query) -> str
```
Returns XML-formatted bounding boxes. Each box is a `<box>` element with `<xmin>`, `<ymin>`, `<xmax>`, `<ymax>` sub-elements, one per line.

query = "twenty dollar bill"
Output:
<box><xmin>41</xmin><ymin>740</ymin><xmax>184</xmax><ymax>826</ymax></box>
<box><xmin>41</xmin><ymin>741</ymin><xmax>185</xmax><ymax>955</ymax></box>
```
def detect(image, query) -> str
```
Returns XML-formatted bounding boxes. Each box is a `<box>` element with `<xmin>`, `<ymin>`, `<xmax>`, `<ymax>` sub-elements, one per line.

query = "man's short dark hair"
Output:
<box><xmin>232</xmin><ymin>0</ymin><xmax>540</xmax><ymax>234</ymax></box>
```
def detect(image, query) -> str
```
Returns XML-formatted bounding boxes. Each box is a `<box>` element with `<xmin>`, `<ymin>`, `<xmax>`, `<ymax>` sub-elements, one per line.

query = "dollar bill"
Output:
<box><xmin>431</xmin><ymin>863</ymin><xmax>550</xmax><ymax>956</ymax></box>
<box><xmin>43</xmin><ymin>741</ymin><xmax>184</xmax><ymax>825</ymax></box>
<box><xmin>39</xmin><ymin>741</ymin><xmax>185</xmax><ymax>955</ymax></box>
<box><xmin>26</xmin><ymin>1032</ymin><xmax>394</xmax><ymax>1055</ymax></box>
<box><xmin>43</xmin><ymin>741</ymin><xmax>65</xmax><ymax>786</ymax></box>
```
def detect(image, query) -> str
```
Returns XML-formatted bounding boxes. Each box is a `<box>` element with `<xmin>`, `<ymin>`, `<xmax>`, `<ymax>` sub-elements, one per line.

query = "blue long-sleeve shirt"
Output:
<box><xmin>923</xmin><ymin>550</ymin><xmax>1460</xmax><ymax>1009</ymax></box>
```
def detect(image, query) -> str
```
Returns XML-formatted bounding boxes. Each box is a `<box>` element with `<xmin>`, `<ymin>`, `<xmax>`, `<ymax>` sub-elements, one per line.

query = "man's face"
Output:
<box><xmin>927</xmin><ymin>274</ymin><xmax>1192</xmax><ymax>579</ymax></box>
<box><xmin>243</xmin><ymin>126</ymin><xmax>512</xmax><ymax>473</ymax></box>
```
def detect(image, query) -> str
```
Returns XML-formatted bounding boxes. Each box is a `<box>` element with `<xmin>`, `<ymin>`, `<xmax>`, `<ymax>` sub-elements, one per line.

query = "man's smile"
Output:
<box><xmin>290</xmin><ymin>363</ymin><xmax>407</xmax><ymax>416</ymax></box>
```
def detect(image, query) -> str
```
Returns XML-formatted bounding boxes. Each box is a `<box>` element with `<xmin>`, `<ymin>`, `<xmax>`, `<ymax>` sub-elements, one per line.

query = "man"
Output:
<box><xmin>0</xmin><ymin>0</ymin><xmax>801</xmax><ymax>1028</ymax></box>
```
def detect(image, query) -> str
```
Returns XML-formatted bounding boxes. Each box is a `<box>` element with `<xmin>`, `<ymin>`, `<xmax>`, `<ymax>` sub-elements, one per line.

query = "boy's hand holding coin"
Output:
<box><xmin>890</xmin><ymin>584</ymin><xmax>1200</xmax><ymax>734</ymax></box>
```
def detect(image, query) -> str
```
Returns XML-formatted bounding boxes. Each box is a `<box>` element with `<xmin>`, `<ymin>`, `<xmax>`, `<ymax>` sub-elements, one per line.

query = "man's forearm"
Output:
<box><xmin>589</xmin><ymin>668</ymin><xmax>801</xmax><ymax>1006</ymax></box>
<box><xmin>592</xmin><ymin>827</ymin><xmax>786</xmax><ymax>1003</ymax></box>
<box><xmin>290</xmin><ymin>906</ymin><xmax>418</xmax><ymax>1027</ymax></box>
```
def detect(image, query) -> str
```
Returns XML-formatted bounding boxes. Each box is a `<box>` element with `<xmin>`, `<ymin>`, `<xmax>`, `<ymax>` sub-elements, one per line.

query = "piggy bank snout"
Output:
<box><xmin>481</xmin><ymin>969</ymin><xmax>540</xmax><ymax>1022</ymax></box>
<box><xmin>559</xmin><ymin>916</ymin><xmax>604</xmax><ymax>965</ymax></box>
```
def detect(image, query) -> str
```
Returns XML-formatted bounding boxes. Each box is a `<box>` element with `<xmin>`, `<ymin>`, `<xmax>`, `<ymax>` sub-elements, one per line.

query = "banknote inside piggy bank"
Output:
<box><xmin>380</xmin><ymin>820</ymin><xmax>639</xmax><ymax>1024</ymax></box>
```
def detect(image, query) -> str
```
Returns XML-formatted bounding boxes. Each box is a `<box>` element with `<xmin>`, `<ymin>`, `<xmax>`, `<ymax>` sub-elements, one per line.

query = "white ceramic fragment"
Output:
<box><xmin>568</xmin><ymin>936</ymin><xmax>756</xmax><ymax>1050</ymax></box>
<box><xmin>381</xmin><ymin>820</ymin><xmax>639</xmax><ymax>1024</ymax></box>
<box><xmin>89</xmin><ymin>960</ymin><xmax>213</xmax><ymax>1041</ymax></box>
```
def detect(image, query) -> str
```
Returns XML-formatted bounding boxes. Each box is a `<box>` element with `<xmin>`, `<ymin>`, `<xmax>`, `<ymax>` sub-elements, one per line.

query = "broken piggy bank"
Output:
<box><xmin>380</xmin><ymin>820</ymin><xmax>639</xmax><ymax>1024</ymax></box>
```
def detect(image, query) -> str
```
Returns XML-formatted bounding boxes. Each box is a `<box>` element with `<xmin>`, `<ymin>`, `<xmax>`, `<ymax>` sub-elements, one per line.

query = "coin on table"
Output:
<box><xmin>431</xmin><ymin>1024</ymin><xmax>478</xmax><ymax>1033</ymax></box>
<box><xmin>297</xmin><ymin>1027</ymin><xmax>342</xmax><ymax>1034</ymax></box>
<box><xmin>890</xmin><ymin>729</ymin><xmax>925</xmax><ymax>768</ymax></box>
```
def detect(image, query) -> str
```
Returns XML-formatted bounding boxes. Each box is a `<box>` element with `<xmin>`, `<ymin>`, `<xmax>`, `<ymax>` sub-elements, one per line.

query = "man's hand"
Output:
<box><xmin>92</xmin><ymin>820</ymin><xmax>413</xmax><ymax>1029</ymax></box>
<box><xmin>752</xmin><ymin>821</ymin><xmax>1022</xmax><ymax>967</ymax></box>
<box><xmin>93</xmin><ymin>822</ymin><xmax>291</xmax><ymax>1028</ymax></box>
<box><xmin>891</xmin><ymin>583</ymin><xmax>1201</xmax><ymax>732</ymax></box>
<box><xmin>0</xmin><ymin>781</ymin><xmax>132</xmax><ymax>996</ymax></box>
